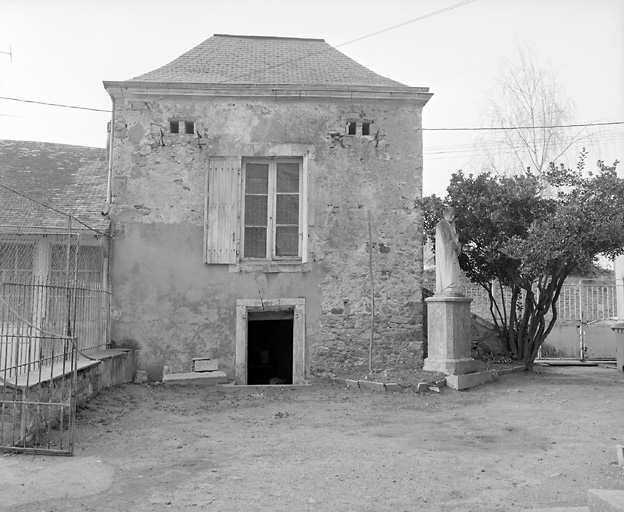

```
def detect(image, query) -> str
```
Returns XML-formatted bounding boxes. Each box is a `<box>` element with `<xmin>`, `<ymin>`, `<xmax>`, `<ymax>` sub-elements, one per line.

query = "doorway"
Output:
<box><xmin>235</xmin><ymin>298</ymin><xmax>305</xmax><ymax>385</ymax></box>
<box><xmin>247</xmin><ymin>311</ymin><xmax>293</xmax><ymax>385</ymax></box>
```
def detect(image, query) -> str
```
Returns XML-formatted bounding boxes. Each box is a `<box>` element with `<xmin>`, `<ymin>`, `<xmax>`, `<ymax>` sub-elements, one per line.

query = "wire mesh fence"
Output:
<box><xmin>1</xmin><ymin>181</ymin><xmax>110</xmax><ymax>454</ymax></box>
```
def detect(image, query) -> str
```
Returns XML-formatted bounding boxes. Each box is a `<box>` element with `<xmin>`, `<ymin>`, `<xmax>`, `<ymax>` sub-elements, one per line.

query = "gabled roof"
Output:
<box><xmin>0</xmin><ymin>140</ymin><xmax>109</xmax><ymax>234</ymax></box>
<box><xmin>129</xmin><ymin>34</ymin><xmax>407</xmax><ymax>88</ymax></box>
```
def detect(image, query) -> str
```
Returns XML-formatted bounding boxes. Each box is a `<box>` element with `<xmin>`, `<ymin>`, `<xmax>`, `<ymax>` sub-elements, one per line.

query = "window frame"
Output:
<box><xmin>240</xmin><ymin>157</ymin><xmax>303</xmax><ymax>262</ymax></box>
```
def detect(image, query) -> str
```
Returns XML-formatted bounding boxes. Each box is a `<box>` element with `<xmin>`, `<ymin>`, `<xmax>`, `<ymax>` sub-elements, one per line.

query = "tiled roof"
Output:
<box><xmin>130</xmin><ymin>34</ymin><xmax>407</xmax><ymax>88</ymax></box>
<box><xmin>0</xmin><ymin>140</ymin><xmax>109</xmax><ymax>234</ymax></box>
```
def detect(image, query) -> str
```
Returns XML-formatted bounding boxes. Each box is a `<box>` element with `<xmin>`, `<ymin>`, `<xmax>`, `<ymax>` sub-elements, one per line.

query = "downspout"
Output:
<box><xmin>102</xmin><ymin>92</ymin><xmax>115</xmax><ymax>216</ymax></box>
<box><xmin>616</xmin><ymin>161</ymin><xmax>624</xmax><ymax>320</ymax></box>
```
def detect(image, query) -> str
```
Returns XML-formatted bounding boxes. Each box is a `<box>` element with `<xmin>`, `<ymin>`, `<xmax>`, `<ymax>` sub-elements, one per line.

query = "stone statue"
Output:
<box><xmin>435</xmin><ymin>207</ymin><xmax>462</xmax><ymax>295</ymax></box>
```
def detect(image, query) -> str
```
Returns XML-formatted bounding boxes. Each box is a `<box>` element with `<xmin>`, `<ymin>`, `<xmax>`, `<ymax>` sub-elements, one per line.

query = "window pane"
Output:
<box><xmin>276</xmin><ymin>163</ymin><xmax>299</xmax><ymax>193</ymax></box>
<box><xmin>276</xmin><ymin>194</ymin><xmax>299</xmax><ymax>225</ymax></box>
<box><xmin>0</xmin><ymin>244</ymin><xmax>13</xmax><ymax>271</ymax></box>
<box><xmin>244</xmin><ymin>195</ymin><xmax>268</xmax><ymax>226</ymax></box>
<box><xmin>275</xmin><ymin>226</ymin><xmax>299</xmax><ymax>257</ymax></box>
<box><xmin>244</xmin><ymin>227</ymin><xmax>267</xmax><ymax>258</ymax></box>
<box><xmin>78</xmin><ymin>246</ymin><xmax>103</xmax><ymax>272</ymax></box>
<box><xmin>245</xmin><ymin>163</ymin><xmax>269</xmax><ymax>193</ymax></box>
<box><xmin>16</xmin><ymin>245</ymin><xmax>34</xmax><ymax>271</ymax></box>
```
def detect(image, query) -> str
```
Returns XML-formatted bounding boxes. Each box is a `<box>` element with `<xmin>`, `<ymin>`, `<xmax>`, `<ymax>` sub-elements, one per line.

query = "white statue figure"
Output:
<box><xmin>435</xmin><ymin>207</ymin><xmax>462</xmax><ymax>295</ymax></box>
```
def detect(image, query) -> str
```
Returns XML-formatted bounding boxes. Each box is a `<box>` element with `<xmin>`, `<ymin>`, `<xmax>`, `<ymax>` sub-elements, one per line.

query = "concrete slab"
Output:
<box><xmin>163</xmin><ymin>371</ymin><xmax>227</xmax><ymax>384</ymax></box>
<box><xmin>445</xmin><ymin>370</ymin><xmax>497</xmax><ymax>390</ymax></box>
<box><xmin>588</xmin><ymin>489</ymin><xmax>624</xmax><ymax>512</ymax></box>
<box><xmin>385</xmin><ymin>383</ymin><xmax>402</xmax><ymax>392</ymax></box>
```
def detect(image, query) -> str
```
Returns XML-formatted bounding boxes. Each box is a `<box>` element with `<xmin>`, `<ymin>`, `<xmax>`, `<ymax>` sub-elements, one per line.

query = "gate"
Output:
<box><xmin>0</xmin><ymin>285</ymin><xmax>79</xmax><ymax>455</ymax></box>
<box><xmin>539</xmin><ymin>279</ymin><xmax>617</xmax><ymax>361</ymax></box>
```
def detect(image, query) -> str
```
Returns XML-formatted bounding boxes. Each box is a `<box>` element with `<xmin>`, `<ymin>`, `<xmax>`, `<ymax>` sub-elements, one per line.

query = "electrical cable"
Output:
<box><xmin>0</xmin><ymin>96</ymin><xmax>109</xmax><ymax>113</ymax></box>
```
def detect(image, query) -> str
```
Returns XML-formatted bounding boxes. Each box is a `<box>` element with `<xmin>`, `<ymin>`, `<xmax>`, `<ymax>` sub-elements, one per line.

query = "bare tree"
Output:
<box><xmin>479</xmin><ymin>43</ymin><xmax>590</xmax><ymax>175</ymax></box>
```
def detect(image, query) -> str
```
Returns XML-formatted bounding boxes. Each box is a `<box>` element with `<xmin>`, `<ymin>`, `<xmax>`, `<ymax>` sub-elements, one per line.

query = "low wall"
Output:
<box><xmin>79</xmin><ymin>349</ymin><xmax>136</xmax><ymax>400</ymax></box>
<box><xmin>0</xmin><ymin>349</ymin><xmax>136</xmax><ymax>451</ymax></box>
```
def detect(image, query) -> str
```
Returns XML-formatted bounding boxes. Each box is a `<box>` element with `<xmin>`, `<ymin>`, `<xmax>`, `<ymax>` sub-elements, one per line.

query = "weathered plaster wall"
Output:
<box><xmin>109</xmin><ymin>95</ymin><xmax>425</xmax><ymax>379</ymax></box>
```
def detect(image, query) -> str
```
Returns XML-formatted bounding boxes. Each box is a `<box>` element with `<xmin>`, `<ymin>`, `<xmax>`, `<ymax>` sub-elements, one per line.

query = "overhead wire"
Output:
<box><xmin>0</xmin><ymin>96</ymin><xmax>109</xmax><ymax>113</ymax></box>
<box><xmin>0</xmin><ymin>0</ymin><xmax>622</xmax><ymax>144</ymax></box>
<box><xmin>1</xmin><ymin>93</ymin><xmax>621</xmax><ymax>135</ymax></box>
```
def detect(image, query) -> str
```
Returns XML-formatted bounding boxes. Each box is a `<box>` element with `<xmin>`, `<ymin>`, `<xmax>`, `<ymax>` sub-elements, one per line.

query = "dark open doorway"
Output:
<box><xmin>247</xmin><ymin>310</ymin><xmax>294</xmax><ymax>385</ymax></box>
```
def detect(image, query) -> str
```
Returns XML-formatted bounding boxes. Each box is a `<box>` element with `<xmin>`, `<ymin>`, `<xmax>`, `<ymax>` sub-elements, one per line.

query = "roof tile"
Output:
<box><xmin>130</xmin><ymin>34</ymin><xmax>407</xmax><ymax>88</ymax></box>
<box><xmin>0</xmin><ymin>140</ymin><xmax>109</xmax><ymax>234</ymax></box>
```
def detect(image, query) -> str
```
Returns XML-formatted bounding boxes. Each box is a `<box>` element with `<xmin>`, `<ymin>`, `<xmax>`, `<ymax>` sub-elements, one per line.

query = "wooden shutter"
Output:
<box><xmin>204</xmin><ymin>157</ymin><xmax>241</xmax><ymax>264</ymax></box>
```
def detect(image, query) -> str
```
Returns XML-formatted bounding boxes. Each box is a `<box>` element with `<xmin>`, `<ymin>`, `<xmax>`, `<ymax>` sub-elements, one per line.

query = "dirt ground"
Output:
<box><xmin>1</xmin><ymin>365</ymin><xmax>623</xmax><ymax>512</ymax></box>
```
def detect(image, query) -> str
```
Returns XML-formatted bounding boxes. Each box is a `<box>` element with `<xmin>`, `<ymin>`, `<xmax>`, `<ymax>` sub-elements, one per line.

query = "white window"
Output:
<box><xmin>242</xmin><ymin>159</ymin><xmax>302</xmax><ymax>260</ymax></box>
<box><xmin>204</xmin><ymin>156</ymin><xmax>306</xmax><ymax>266</ymax></box>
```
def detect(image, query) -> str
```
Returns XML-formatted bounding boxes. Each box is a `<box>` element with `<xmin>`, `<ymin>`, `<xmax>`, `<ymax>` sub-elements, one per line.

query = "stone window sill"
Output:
<box><xmin>229</xmin><ymin>262</ymin><xmax>311</xmax><ymax>273</ymax></box>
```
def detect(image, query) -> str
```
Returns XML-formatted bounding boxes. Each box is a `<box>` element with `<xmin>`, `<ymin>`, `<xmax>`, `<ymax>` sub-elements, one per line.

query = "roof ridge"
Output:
<box><xmin>213</xmin><ymin>34</ymin><xmax>325</xmax><ymax>42</ymax></box>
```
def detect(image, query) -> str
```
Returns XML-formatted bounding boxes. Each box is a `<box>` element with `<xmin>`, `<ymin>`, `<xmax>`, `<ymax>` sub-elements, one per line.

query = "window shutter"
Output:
<box><xmin>204</xmin><ymin>157</ymin><xmax>241</xmax><ymax>264</ymax></box>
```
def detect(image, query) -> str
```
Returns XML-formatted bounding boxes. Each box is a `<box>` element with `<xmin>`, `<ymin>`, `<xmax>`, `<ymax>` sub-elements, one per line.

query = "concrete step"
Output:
<box><xmin>162</xmin><ymin>370</ymin><xmax>227</xmax><ymax>385</ymax></box>
<box><xmin>588</xmin><ymin>489</ymin><xmax>624</xmax><ymax>512</ymax></box>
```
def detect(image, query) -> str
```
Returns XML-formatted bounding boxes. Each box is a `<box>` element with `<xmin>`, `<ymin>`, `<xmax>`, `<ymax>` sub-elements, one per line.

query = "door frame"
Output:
<box><xmin>235</xmin><ymin>298</ymin><xmax>305</xmax><ymax>384</ymax></box>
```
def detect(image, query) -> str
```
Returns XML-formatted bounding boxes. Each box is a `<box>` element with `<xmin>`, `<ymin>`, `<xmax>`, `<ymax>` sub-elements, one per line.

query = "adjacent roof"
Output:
<box><xmin>129</xmin><ymin>34</ymin><xmax>408</xmax><ymax>88</ymax></box>
<box><xmin>0</xmin><ymin>140</ymin><xmax>109</xmax><ymax>234</ymax></box>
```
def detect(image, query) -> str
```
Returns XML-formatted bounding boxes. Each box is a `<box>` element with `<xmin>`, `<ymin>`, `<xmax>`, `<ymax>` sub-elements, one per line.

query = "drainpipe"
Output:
<box><xmin>102</xmin><ymin>92</ymin><xmax>115</xmax><ymax>216</ymax></box>
<box><xmin>612</xmin><ymin>165</ymin><xmax>624</xmax><ymax>372</ymax></box>
<box><xmin>616</xmin><ymin>164</ymin><xmax>624</xmax><ymax>320</ymax></box>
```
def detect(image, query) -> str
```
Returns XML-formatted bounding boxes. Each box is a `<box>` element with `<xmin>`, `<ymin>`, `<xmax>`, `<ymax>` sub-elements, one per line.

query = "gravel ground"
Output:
<box><xmin>1</xmin><ymin>365</ymin><xmax>623</xmax><ymax>512</ymax></box>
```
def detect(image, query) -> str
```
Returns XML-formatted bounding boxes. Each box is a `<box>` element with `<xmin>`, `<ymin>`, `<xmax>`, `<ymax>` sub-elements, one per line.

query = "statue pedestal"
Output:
<box><xmin>423</xmin><ymin>295</ymin><xmax>478</xmax><ymax>375</ymax></box>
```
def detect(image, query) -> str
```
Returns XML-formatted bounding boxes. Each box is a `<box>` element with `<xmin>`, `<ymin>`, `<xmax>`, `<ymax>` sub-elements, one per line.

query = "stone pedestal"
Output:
<box><xmin>423</xmin><ymin>295</ymin><xmax>478</xmax><ymax>375</ymax></box>
<box><xmin>611</xmin><ymin>323</ymin><xmax>624</xmax><ymax>373</ymax></box>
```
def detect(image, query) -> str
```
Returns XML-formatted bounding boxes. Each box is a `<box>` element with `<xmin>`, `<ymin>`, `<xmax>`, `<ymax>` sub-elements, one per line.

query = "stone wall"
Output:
<box><xmin>109</xmin><ymin>94</ymin><xmax>425</xmax><ymax>378</ymax></box>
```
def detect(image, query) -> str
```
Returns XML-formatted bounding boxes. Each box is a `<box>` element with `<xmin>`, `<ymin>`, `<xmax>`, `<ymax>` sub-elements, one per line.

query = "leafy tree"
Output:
<box><xmin>421</xmin><ymin>154</ymin><xmax>624</xmax><ymax>369</ymax></box>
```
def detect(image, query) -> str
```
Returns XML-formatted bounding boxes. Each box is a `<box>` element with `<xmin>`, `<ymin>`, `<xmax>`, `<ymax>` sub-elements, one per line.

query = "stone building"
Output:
<box><xmin>103</xmin><ymin>34</ymin><xmax>432</xmax><ymax>383</ymax></box>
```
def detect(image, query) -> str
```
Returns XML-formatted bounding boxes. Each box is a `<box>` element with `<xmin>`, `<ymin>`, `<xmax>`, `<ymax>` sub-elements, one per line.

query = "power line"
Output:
<box><xmin>0</xmin><ymin>96</ymin><xmax>109</xmax><ymax>113</ymax></box>
<box><xmin>216</xmin><ymin>0</ymin><xmax>478</xmax><ymax>85</ymax></box>
<box><xmin>336</xmin><ymin>0</ymin><xmax>477</xmax><ymax>49</ymax></box>
<box><xmin>3</xmin><ymin>92</ymin><xmax>621</xmax><ymax>134</ymax></box>
<box><xmin>422</xmin><ymin>121</ymin><xmax>624</xmax><ymax>132</ymax></box>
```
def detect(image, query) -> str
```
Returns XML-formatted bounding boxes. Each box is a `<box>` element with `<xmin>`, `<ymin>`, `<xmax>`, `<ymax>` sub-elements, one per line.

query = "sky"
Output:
<box><xmin>0</xmin><ymin>0</ymin><xmax>623</xmax><ymax>196</ymax></box>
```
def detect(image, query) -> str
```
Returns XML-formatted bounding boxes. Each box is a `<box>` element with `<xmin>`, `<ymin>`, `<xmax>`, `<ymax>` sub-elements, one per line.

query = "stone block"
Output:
<box><xmin>435</xmin><ymin>378</ymin><xmax>447</xmax><ymax>387</ymax></box>
<box><xmin>496</xmin><ymin>368</ymin><xmax>513</xmax><ymax>375</ymax></box>
<box><xmin>445</xmin><ymin>371</ymin><xmax>496</xmax><ymax>390</ymax></box>
<box><xmin>587</xmin><ymin>489</ymin><xmax>624</xmax><ymax>512</ymax></box>
<box><xmin>359</xmin><ymin>380</ymin><xmax>385</xmax><ymax>392</ymax></box>
<box><xmin>385</xmin><ymin>383</ymin><xmax>402</xmax><ymax>392</ymax></box>
<box><xmin>617</xmin><ymin>445</ymin><xmax>624</xmax><ymax>466</ymax></box>
<box><xmin>423</xmin><ymin>357</ymin><xmax>478</xmax><ymax>375</ymax></box>
<box><xmin>134</xmin><ymin>370</ymin><xmax>148</xmax><ymax>383</ymax></box>
<box><xmin>345</xmin><ymin>379</ymin><xmax>360</xmax><ymax>389</ymax></box>
<box><xmin>416</xmin><ymin>382</ymin><xmax>429</xmax><ymax>393</ymax></box>
<box><xmin>193</xmin><ymin>358</ymin><xmax>219</xmax><ymax>372</ymax></box>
